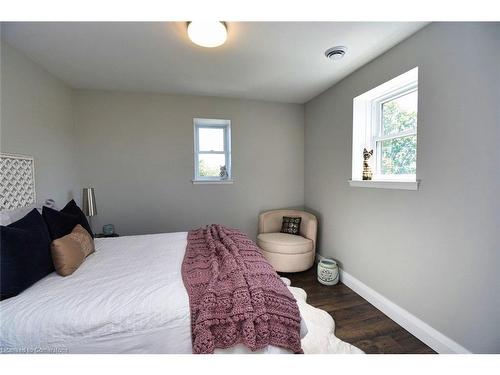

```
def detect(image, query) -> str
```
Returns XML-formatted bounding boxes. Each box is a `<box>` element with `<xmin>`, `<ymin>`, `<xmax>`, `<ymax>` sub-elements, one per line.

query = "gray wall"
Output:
<box><xmin>73</xmin><ymin>90</ymin><xmax>304</xmax><ymax>238</ymax></box>
<box><xmin>3</xmin><ymin>22</ymin><xmax>498</xmax><ymax>353</ymax></box>
<box><xmin>304</xmin><ymin>22</ymin><xmax>499</xmax><ymax>353</ymax></box>
<box><xmin>1</xmin><ymin>41</ymin><xmax>80</xmax><ymax>205</ymax></box>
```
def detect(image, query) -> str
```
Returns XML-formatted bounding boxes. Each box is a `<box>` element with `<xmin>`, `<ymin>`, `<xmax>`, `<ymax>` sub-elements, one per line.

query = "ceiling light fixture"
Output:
<box><xmin>325</xmin><ymin>46</ymin><xmax>348</xmax><ymax>61</ymax></box>
<box><xmin>187</xmin><ymin>21</ymin><xmax>227</xmax><ymax>48</ymax></box>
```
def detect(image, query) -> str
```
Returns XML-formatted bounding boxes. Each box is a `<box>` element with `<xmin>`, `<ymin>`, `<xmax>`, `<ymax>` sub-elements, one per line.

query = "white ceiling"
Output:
<box><xmin>2</xmin><ymin>22</ymin><xmax>427</xmax><ymax>103</ymax></box>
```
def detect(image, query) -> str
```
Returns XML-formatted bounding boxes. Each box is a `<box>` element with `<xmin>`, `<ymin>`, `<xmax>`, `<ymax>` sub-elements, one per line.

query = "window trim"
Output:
<box><xmin>372</xmin><ymin>84</ymin><xmax>418</xmax><ymax>180</ymax></box>
<box><xmin>348</xmin><ymin>179</ymin><xmax>419</xmax><ymax>190</ymax></box>
<box><xmin>193</xmin><ymin>118</ymin><xmax>232</xmax><ymax>182</ymax></box>
<box><xmin>351</xmin><ymin>67</ymin><xmax>419</xmax><ymax>189</ymax></box>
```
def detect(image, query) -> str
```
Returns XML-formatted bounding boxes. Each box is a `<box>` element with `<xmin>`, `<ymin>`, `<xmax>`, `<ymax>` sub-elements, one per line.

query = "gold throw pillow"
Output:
<box><xmin>51</xmin><ymin>224</ymin><xmax>95</xmax><ymax>276</ymax></box>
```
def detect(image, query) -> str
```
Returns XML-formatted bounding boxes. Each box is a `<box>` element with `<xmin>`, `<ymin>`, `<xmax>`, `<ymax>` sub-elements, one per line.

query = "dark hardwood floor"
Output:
<box><xmin>283</xmin><ymin>267</ymin><xmax>436</xmax><ymax>354</ymax></box>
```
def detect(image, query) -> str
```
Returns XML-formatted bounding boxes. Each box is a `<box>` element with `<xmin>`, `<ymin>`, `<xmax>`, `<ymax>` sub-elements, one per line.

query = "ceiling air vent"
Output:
<box><xmin>325</xmin><ymin>46</ymin><xmax>347</xmax><ymax>61</ymax></box>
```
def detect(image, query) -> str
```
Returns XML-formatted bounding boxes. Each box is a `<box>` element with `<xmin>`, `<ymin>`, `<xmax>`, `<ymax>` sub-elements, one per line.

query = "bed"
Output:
<box><xmin>1</xmin><ymin>155</ymin><xmax>361</xmax><ymax>355</ymax></box>
<box><xmin>0</xmin><ymin>232</ymin><xmax>307</xmax><ymax>354</ymax></box>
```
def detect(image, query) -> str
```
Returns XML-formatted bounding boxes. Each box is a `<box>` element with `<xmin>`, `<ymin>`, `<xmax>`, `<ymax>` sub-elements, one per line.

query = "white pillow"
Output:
<box><xmin>0</xmin><ymin>199</ymin><xmax>59</xmax><ymax>226</ymax></box>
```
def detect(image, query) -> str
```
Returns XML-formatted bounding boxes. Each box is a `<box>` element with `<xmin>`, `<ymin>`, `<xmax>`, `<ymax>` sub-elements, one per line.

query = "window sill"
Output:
<box><xmin>348</xmin><ymin>179</ymin><xmax>419</xmax><ymax>190</ymax></box>
<box><xmin>192</xmin><ymin>179</ymin><xmax>234</xmax><ymax>185</ymax></box>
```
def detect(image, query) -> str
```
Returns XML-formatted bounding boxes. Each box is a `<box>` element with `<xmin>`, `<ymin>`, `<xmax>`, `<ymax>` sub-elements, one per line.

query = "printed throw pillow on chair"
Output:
<box><xmin>280</xmin><ymin>216</ymin><xmax>302</xmax><ymax>235</ymax></box>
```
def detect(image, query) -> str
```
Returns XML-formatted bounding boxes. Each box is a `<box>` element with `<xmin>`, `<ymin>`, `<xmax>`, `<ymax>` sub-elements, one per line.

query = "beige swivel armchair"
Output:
<box><xmin>257</xmin><ymin>209</ymin><xmax>317</xmax><ymax>273</ymax></box>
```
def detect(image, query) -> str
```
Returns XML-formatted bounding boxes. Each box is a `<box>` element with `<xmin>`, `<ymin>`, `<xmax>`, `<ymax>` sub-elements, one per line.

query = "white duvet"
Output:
<box><xmin>0</xmin><ymin>232</ymin><xmax>298</xmax><ymax>354</ymax></box>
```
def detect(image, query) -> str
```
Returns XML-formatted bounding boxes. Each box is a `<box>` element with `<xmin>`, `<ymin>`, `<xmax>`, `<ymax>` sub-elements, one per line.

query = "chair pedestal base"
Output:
<box><xmin>260</xmin><ymin>249</ymin><xmax>315</xmax><ymax>273</ymax></box>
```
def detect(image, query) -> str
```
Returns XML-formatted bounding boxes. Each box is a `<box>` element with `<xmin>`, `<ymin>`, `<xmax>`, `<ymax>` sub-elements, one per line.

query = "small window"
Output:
<box><xmin>351</xmin><ymin>67</ymin><xmax>418</xmax><ymax>186</ymax></box>
<box><xmin>193</xmin><ymin>118</ymin><xmax>231</xmax><ymax>182</ymax></box>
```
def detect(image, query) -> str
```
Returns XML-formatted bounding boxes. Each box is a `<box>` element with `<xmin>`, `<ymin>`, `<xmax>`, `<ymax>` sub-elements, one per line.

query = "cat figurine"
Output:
<box><xmin>219</xmin><ymin>165</ymin><xmax>228</xmax><ymax>180</ymax></box>
<box><xmin>362</xmin><ymin>148</ymin><xmax>373</xmax><ymax>180</ymax></box>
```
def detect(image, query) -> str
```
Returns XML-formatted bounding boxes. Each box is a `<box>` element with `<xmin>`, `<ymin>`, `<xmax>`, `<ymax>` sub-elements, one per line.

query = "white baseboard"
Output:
<box><xmin>340</xmin><ymin>269</ymin><xmax>471</xmax><ymax>354</ymax></box>
<box><xmin>315</xmin><ymin>254</ymin><xmax>471</xmax><ymax>354</ymax></box>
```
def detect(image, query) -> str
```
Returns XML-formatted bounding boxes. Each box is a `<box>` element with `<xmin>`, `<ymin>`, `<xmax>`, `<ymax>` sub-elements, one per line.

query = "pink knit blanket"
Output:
<box><xmin>181</xmin><ymin>224</ymin><xmax>302</xmax><ymax>354</ymax></box>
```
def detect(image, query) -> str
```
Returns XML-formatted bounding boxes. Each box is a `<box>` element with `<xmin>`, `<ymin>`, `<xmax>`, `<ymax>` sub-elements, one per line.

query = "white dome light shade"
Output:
<box><xmin>187</xmin><ymin>21</ymin><xmax>227</xmax><ymax>48</ymax></box>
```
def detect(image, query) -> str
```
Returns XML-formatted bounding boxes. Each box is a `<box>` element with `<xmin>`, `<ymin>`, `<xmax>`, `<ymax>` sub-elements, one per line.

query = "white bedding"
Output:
<box><xmin>0</xmin><ymin>232</ymin><xmax>300</xmax><ymax>354</ymax></box>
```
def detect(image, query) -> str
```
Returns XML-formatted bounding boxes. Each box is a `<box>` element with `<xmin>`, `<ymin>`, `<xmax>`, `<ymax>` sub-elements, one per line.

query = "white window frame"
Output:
<box><xmin>372</xmin><ymin>83</ymin><xmax>418</xmax><ymax>181</ymax></box>
<box><xmin>350</xmin><ymin>67</ymin><xmax>419</xmax><ymax>190</ymax></box>
<box><xmin>193</xmin><ymin>118</ymin><xmax>232</xmax><ymax>184</ymax></box>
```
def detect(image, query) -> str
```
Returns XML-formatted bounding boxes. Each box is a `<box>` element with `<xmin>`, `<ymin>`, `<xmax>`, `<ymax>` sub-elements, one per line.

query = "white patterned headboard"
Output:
<box><xmin>0</xmin><ymin>153</ymin><xmax>36</xmax><ymax>211</ymax></box>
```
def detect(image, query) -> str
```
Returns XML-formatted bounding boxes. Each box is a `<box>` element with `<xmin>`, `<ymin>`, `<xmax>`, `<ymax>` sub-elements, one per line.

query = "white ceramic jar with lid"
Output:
<box><xmin>317</xmin><ymin>258</ymin><xmax>339</xmax><ymax>285</ymax></box>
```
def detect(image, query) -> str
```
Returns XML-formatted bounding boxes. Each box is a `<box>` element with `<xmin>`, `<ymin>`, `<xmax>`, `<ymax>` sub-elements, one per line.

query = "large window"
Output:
<box><xmin>193</xmin><ymin>118</ymin><xmax>231</xmax><ymax>182</ymax></box>
<box><xmin>351</xmin><ymin>67</ymin><xmax>419</xmax><ymax>189</ymax></box>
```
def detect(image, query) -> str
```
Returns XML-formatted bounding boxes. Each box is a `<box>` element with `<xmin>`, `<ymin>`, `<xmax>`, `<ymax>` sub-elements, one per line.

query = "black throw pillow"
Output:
<box><xmin>42</xmin><ymin>206</ymin><xmax>80</xmax><ymax>240</ymax></box>
<box><xmin>1</xmin><ymin>209</ymin><xmax>53</xmax><ymax>300</ymax></box>
<box><xmin>42</xmin><ymin>199</ymin><xmax>93</xmax><ymax>240</ymax></box>
<box><xmin>61</xmin><ymin>199</ymin><xmax>93</xmax><ymax>238</ymax></box>
<box><xmin>280</xmin><ymin>216</ymin><xmax>302</xmax><ymax>235</ymax></box>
